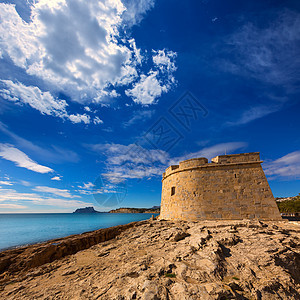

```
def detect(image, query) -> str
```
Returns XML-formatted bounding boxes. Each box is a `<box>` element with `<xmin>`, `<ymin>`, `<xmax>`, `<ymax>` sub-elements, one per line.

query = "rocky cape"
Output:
<box><xmin>73</xmin><ymin>207</ymin><xmax>101</xmax><ymax>213</ymax></box>
<box><xmin>0</xmin><ymin>219</ymin><xmax>299</xmax><ymax>299</ymax></box>
<box><xmin>72</xmin><ymin>207</ymin><xmax>160</xmax><ymax>214</ymax></box>
<box><xmin>108</xmin><ymin>207</ymin><xmax>160</xmax><ymax>214</ymax></box>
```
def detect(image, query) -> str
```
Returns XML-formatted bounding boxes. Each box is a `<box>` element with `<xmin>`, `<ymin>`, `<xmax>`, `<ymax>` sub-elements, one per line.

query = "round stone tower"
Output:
<box><xmin>159</xmin><ymin>152</ymin><xmax>281</xmax><ymax>221</ymax></box>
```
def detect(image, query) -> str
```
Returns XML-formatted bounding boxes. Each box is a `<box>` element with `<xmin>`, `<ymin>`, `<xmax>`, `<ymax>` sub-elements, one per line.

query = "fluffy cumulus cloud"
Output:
<box><xmin>0</xmin><ymin>0</ymin><xmax>177</xmax><ymax>112</ymax></box>
<box><xmin>125</xmin><ymin>50</ymin><xmax>177</xmax><ymax>104</ymax></box>
<box><xmin>121</xmin><ymin>0</ymin><xmax>155</xmax><ymax>27</ymax></box>
<box><xmin>125</xmin><ymin>71</ymin><xmax>167</xmax><ymax>105</ymax></box>
<box><xmin>264</xmin><ymin>151</ymin><xmax>300</xmax><ymax>180</ymax></box>
<box><xmin>68</xmin><ymin>113</ymin><xmax>91</xmax><ymax>124</ymax></box>
<box><xmin>0</xmin><ymin>143</ymin><xmax>53</xmax><ymax>173</ymax></box>
<box><xmin>152</xmin><ymin>49</ymin><xmax>177</xmax><ymax>74</ymax></box>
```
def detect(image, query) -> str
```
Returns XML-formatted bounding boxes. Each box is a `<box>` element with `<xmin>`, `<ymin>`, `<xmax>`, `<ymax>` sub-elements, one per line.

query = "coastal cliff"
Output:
<box><xmin>0</xmin><ymin>219</ymin><xmax>299</xmax><ymax>299</ymax></box>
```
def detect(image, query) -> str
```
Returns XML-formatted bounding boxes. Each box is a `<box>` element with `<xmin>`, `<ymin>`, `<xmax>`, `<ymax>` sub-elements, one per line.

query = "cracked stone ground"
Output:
<box><xmin>0</xmin><ymin>219</ymin><xmax>299</xmax><ymax>299</ymax></box>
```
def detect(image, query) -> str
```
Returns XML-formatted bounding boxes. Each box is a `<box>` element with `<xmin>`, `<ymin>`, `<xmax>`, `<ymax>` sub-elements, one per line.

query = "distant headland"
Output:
<box><xmin>109</xmin><ymin>206</ymin><xmax>160</xmax><ymax>214</ymax></box>
<box><xmin>73</xmin><ymin>206</ymin><xmax>160</xmax><ymax>214</ymax></box>
<box><xmin>73</xmin><ymin>207</ymin><xmax>101</xmax><ymax>214</ymax></box>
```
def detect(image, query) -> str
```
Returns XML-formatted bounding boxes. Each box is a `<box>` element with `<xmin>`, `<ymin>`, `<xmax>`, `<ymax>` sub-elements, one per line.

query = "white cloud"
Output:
<box><xmin>221</xmin><ymin>10</ymin><xmax>300</xmax><ymax>91</ymax></box>
<box><xmin>226</xmin><ymin>104</ymin><xmax>282</xmax><ymax>126</ymax></box>
<box><xmin>51</xmin><ymin>176</ymin><xmax>62</xmax><ymax>181</ymax></box>
<box><xmin>0</xmin><ymin>180</ymin><xmax>13</xmax><ymax>186</ymax></box>
<box><xmin>0</xmin><ymin>203</ymin><xmax>27</xmax><ymax>209</ymax></box>
<box><xmin>122</xmin><ymin>110</ymin><xmax>154</xmax><ymax>127</ymax></box>
<box><xmin>78</xmin><ymin>182</ymin><xmax>95</xmax><ymax>189</ymax></box>
<box><xmin>0</xmin><ymin>187</ymin><xmax>92</xmax><ymax>209</ymax></box>
<box><xmin>0</xmin><ymin>80</ymin><xmax>68</xmax><ymax>118</ymax></box>
<box><xmin>125</xmin><ymin>71</ymin><xmax>168</xmax><ymax>104</ymax></box>
<box><xmin>129</xmin><ymin>39</ymin><xmax>143</xmax><ymax>65</ymax></box>
<box><xmin>77</xmin><ymin>182</ymin><xmax>96</xmax><ymax>194</ymax></box>
<box><xmin>93</xmin><ymin>116</ymin><xmax>104</xmax><ymax>125</ymax></box>
<box><xmin>0</xmin><ymin>0</ymin><xmax>175</xmax><ymax>107</ymax></box>
<box><xmin>0</xmin><ymin>121</ymin><xmax>80</xmax><ymax>163</ymax></box>
<box><xmin>0</xmin><ymin>1</ymin><xmax>127</xmax><ymax>101</ymax></box>
<box><xmin>92</xmin><ymin>143</ymin><xmax>169</xmax><ymax>165</ymax></box>
<box><xmin>89</xmin><ymin>142</ymin><xmax>247</xmax><ymax>183</ymax></box>
<box><xmin>264</xmin><ymin>151</ymin><xmax>300</xmax><ymax>180</ymax></box>
<box><xmin>19</xmin><ymin>180</ymin><xmax>31</xmax><ymax>186</ymax></box>
<box><xmin>68</xmin><ymin>113</ymin><xmax>91</xmax><ymax>124</ymax></box>
<box><xmin>90</xmin><ymin>143</ymin><xmax>169</xmax><ymax>182</ymax></box>
<box><xmin>0</xmin><ymin>80</ymin><xmax>94</xmax><ymax>124</ymax></box>
<box><xmin>121</xmin><ymin>0</ymin><xmax>155</xmax><ymax>27</ymax></box>
<box><xmin>169</xmin><ymin>142</ymin><xmax>248</xmax><ymax>165</ymax></box>
<box><xmin>0</xmin><ymin>188</ymin><xmax>42</xmax><ymax>202</ymax></box>
<box><xmin>152</xmin><ymin>49</ymin><xmax>177</xmax><ymax>73</ymax></box>
<box><xmin>125</xmin><ymin>49</ymin><xmax>177</xmax><ymax>104</ymax></box>
<box><xmin>0</xmin><ymin>143</ymin><xmax>53</xmax><ymax>173</ymax></box>
<box><xmin>33</xmin><ymin>186</ymin><xmax>80</xmax><ymax>198</ymax></box>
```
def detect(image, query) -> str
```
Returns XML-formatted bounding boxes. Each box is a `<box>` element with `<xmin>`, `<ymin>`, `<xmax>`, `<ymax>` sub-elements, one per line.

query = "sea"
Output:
<box><xmin>0</xmin><ymin>213</ymin><xmax>158</xmax><ymax>251</ymax></box>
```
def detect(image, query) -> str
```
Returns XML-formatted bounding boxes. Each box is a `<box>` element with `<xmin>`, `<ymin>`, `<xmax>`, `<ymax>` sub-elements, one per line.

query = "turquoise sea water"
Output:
<box><xmin>0</xmin><ymin>213</ymin><xmax>157</xmax><ymax>251</ymax></box>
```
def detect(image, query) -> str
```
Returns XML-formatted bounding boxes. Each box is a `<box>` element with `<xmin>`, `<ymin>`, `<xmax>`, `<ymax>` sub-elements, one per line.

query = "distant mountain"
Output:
<box><xmin>73</xmin><ymin>207</ymin><xmax>101</xmax><ymax>214</ymax></box>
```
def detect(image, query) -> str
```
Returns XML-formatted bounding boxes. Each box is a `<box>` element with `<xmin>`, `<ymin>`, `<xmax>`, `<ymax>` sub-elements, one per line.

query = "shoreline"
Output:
<box><xmin>0</xmin><ymin>215</ymin><xmax>298</xmax><ymax>253</ymax></box>
<box><xmin>1</xmin><ymin>218</ymin><xmax>299</xmax><ymax>299</ymax></box>
<box><xmin>0</xmin><ymin>220</ymin><xmax>149</xmax><ymax>283</ymax></box>
<box><xmin>0</xmin><ymin>215</ymin><xmax>154</xmax><ymax>252</ymax></box>
<box><xmin>0</xmin><ymin>213</ymin><xmax>159</xmax><ymax>252</ymax></box>
<box><xmin>1</xmin><ymin>215</ymin><xmax>297</xmax><ymax>252</ymax></box>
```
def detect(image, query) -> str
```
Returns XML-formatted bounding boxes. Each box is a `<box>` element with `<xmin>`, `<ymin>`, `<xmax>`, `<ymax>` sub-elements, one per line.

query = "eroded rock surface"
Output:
<box><xmin>0</xmin><ymin>219</ymin><xmax>299</xmax><ymax>299</ymax></box>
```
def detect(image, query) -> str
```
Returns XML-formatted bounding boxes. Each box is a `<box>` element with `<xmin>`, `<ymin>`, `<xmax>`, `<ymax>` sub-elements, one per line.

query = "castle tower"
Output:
<box><xmin>160</xmin><ymin>152</ymin><xmax>281</xmax><ymax>221</ymax></box>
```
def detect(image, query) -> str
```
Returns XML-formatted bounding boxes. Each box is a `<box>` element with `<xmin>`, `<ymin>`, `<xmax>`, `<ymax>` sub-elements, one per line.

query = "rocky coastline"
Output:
<box><xmin>72</xmin><ymin>206</ymin><xmax>160</xmax><ymax>214</ymax></box>
<box><xmin>108</xmin><ymin>207</ymin><xmax>160</xmax><ymax>214</ymax></box>
<box><xmin>0</xmin><ymin>219</ymin><xmax>299</xmax><ymax>299</ymax></box>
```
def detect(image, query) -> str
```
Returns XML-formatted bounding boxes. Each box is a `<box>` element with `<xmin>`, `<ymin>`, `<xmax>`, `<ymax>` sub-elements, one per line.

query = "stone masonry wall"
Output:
<box><xmin>160</xmin><ymin>152</ymin><xmax>281</xmax><ymax>221</ymax></box>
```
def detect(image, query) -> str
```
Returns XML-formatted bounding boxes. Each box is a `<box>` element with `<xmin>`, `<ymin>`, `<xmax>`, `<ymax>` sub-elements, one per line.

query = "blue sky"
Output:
<box><xmin>0</xmin><ymin>0</ymin><xmax>299</xmax><ymax>213</ymax></box>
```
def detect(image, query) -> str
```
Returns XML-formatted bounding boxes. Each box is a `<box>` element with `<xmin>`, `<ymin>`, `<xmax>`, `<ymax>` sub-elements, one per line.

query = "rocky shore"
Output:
<box><xmin>109</xmin><ymin>207</ymin><xmax>160</xmax><ymax>214</ymax></box>
<box><xmin>0</xmin><ymin>219</ymin><xmax>299</xmax><ymax>299</ymax></box>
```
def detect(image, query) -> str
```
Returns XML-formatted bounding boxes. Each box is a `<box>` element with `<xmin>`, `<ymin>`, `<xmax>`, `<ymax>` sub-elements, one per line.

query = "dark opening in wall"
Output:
<box><xmin>171</xmin><ymin>186</ymin><xmax>175</xmax><ymax>196</ymax></box>
<box><xmin>235</xmin><ymin>174</ymin><xmax>237</xmax><ymax>178</ymax></box>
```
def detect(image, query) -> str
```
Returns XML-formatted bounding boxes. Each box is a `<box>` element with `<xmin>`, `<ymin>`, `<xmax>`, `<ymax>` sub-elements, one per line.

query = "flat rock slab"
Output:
<box><xmin>0</xmin><ymin>219</ymin><xmax>300</xmax><ymax>299</ymax></box>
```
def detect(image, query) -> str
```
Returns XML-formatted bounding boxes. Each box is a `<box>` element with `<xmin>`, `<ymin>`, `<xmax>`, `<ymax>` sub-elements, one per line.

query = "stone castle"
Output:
<box><xmin>160</xmin><ymin>152</ymin><xmax>281</xmax><ymax>221</ymax></box>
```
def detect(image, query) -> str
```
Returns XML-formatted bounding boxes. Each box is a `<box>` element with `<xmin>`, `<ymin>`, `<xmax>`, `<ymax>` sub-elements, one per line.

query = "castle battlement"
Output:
<box><xmin>159</xmin><ymin>152</ymin><xmax>281</xmax><ymax>221</ymax></box>
<box><xmin>211</xmin><ymin>152</ymin><xmax>260</xmax><ymax>164</ymax></box>
<box><xmin>163</xmin><ymin>152</ymin><xmax>262</xmax><ymax>180</ymax></box>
